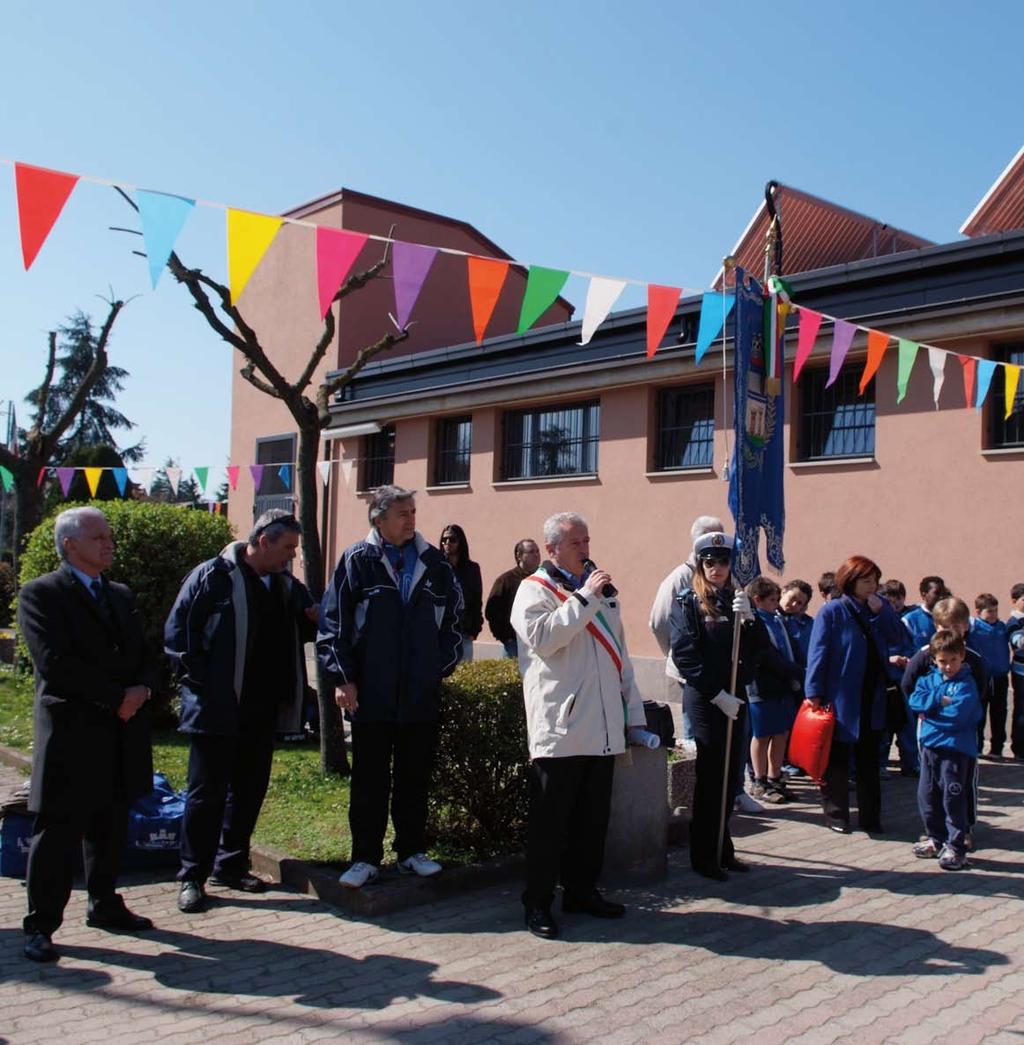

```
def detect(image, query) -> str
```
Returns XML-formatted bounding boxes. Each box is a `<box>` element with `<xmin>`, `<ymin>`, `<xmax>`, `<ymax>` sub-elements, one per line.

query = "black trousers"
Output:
<box><xmin>24</xmin><ymin>800</ymin><xmax>129</xmax><ymax>936</ymax></box>
<box><xmin>523</xmin><ymin>754</ymin><xmax>615</xmax><ymax>908</ymax></box>
<box><xmin>819</xmin><ymin>720</ymin><xmax>882</xmax><ymax>829</ymax></box>
<box><xmin>982</xmin><ymin>675</ymin><xmax>1009</xmax><ymax>754</ymax></box>
<box><xmin>684</xmin><ymin>686</ymin><xmax>746</xmax><ymax>871</ymax></box>
<box><xmin>178</xmin><ymin>723</ymin><xmax>275</xmax><ymax>882</ymax></box>
<box><xmin>349</xmin><ymin>721</ymin><xmax>439</xmax><ymax>866</ymax></box>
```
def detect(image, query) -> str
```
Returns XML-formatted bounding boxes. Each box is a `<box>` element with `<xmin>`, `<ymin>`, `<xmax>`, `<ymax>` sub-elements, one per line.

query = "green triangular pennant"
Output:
<box><xmin>517</xmin><ymin>265</ymin><xmax>570</xmax><ymax>334</ymax></box>
<box><xmin>193</xmin><ymin>466</ymin><xmax>209</xmax><ymax>491</ymax></box>
<box><xmin>896</xmin><ymin>338</ymin><xmax>920</xmax><ymax>404</ymax></box>
<box><xmin>0</xmin><ymin>465</ymin><xmax>12</xmax><ymax>492</ymax></box>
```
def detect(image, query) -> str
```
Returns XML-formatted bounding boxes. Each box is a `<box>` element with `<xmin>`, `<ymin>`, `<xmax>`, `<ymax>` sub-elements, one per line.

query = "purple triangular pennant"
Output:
<box><xmin>56</xmin><ymin>467</ymin><xmax>75</xmax><ymax>497</ymax></box>
<box><xmin>392</xmin><ymin>241</ymin><xmax>438</xmax><ymax>330</ymax></box>
<box><xmin>827</xmin><ymin>319</ymin><xmax>857</xmax><ymax>388</ymax></box>
<box><xmin>249</xmin><ymin>464</ymin><xmax>265</xmax><ymax>491</ymax></box>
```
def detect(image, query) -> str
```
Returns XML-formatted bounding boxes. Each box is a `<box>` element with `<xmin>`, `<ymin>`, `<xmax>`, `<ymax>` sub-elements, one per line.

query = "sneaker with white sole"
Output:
<box><xmin>397</xmin><ymin>853</ymin><xmax>442</xmax><ymax>877</ymax></box>
<box><xmin>338</xmin><ymin>862</ymin><xmax>380</xmax><ymax>889</ymax></box>
<box><xmin>733</xmin><ymin>793</ymin><xmax>765</xmax><ymax>813</ymax></box>
<box><xmin>912</xmin><ymin>838</ymin><xmax>941</xmax><ymax>859</ymax></box>
<box><xmin>937</xmin><ymin>845</ymin><xmax>968</xmax><ymax>871</ymax></box>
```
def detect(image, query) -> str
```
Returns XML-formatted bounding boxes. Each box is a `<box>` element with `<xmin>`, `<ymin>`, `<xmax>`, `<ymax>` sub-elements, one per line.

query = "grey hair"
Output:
<box><xmin>368</xmin><ymin>485</ymin><xmax>416</xmax><ymax>526</ymax></box>
<box><xmin>54</xmin><ymin>507</ymin><xmax>108</xmax><ymax>559</ymax></box>
<box><xmin>690</xmin><ymin>515</ymin><xmax>725</xmax><ymax>542</ymax></box>
<box><xmin>248</xmin><ymin>509</ymin><xmax>301</xmax><ymax>546</ymax></box>
<box><xmin>543</xmin><ymin>512</ymin><xmax>588</xmax><ymax>549</ymax></box>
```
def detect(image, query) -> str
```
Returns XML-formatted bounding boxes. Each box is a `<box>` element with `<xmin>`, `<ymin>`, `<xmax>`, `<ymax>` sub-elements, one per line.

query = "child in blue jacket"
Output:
<box><xmin>969</xmin><ymin>593</ymin><xmax>1011</xmax><ymax>757</ymax></box>
<box><xmin>909</xmin><ymin>630</ymin><xmax>983</xmax><ymax>871</ymax></box>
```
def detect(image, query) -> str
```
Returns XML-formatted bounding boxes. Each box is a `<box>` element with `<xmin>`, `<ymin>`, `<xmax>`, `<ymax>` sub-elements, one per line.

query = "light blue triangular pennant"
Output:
<box><xmin>695</xmin><ymin>292</ymin><xmax>736</xmax><ymax>363</ymax></box>
<box><xmin>975</xmin><ymin>359</ymin><xmax>997</xmax><ymax>410</ymax></box>
<box><xmin>136</xmin><ymin>189</ymin><xmax>195</xmax><ymax>288</ymax></box>
<box><xmin>278</xmin><ymin>463</ymin><xmax>291</xmax><ymax>488</ymax></box>
<box><xmin>111</xmin><ymin>467</ymin><xmax>128</xmax><ymax>496</ymax></box>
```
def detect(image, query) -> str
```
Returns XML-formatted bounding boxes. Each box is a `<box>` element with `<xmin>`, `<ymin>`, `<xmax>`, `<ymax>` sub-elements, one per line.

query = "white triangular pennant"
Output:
<box><xmin>578</xmin><ymin>277</ymin><xmax>627</xmax><ymax>346</ymax></box>
<box><xmin>927</xmin><ymin>347</ymin><xmax>947</xmax><ymax>409</ymax></box>
<box><xmin>340</xmin><ymin>459</ymin><xmax>354</xmax><ymax>485</ymax></box>
<box><xmin>317</xmin><ymin>460</ymin><xmax>331</xmax><ymax>486</ymax></box>
<box><xmin>130</xmin><ymin>467</ymin><xmax>155</xmax><ymax>493</ymax></box>
<box><xmin>166</xmin><ymin>466</ymin><xmax>182</xmax><ymax>496</ymax></box>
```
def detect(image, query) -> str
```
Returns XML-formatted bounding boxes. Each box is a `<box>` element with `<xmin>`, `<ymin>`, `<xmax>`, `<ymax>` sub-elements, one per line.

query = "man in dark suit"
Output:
<box><xmin>17</xmin><ymin>506</ymin><xmax>156</xmax><ymax>962</ymax></box>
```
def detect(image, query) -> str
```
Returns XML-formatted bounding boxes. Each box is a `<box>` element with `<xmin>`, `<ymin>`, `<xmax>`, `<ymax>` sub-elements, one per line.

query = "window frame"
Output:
<box><xmin>501</xmin><ymin>399</ymin><xmax>600</xmax><ymax>481</ymax></box>
<box><xmin>653</xmin><ymin>382</ymin><xmax>716</xmax><ymax>472</ymax></box>
<box><xmin>987</xmin><ymin>342</ymin><xmax>1024</xmax><ymax>450</ymax></box>
<box><xmin>253</xmin><ymin>433</ymin><xmax>296</xmax><ymax>519</ymax></box>
<box><xmin>359</xmin><ymin>424</ymin><xmax>396</xmax><ymax>491</ymax></box>
<box><xmin>795</xmin><ymin>366</ymin><xmax>876</xmax><ymax>462</ymax></box>
<box><xmin>434</xmin><ymin>415</ymin><xmax>472</xmax><ymax>486</ymax></box>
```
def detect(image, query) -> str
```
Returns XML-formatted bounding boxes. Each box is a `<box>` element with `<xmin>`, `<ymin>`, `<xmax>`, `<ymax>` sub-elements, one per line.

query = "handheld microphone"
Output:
<box><xmin>583</xmin><ymin>558</ymin><xmax>617</xmax><ymax>599</ymax></box>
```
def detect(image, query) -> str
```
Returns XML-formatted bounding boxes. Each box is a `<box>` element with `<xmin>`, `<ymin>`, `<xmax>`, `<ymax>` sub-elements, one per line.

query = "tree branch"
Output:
<box><xmin>240</xmin><ymin>362</ymin><xmax>282</xmax><ymax>398</ymax></box>
<box><xmin>316</xmin><ymin>329</ymin><xmax>410</xmax><ymax>422</ymax></box>
<box><xmin>29</xmin><ymin>331</ymin><xmax>58</xmax><ymax>438</ymax></box>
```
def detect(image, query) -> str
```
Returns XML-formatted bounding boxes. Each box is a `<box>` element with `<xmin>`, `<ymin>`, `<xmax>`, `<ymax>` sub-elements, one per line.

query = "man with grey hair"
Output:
<box><xmin>165</xmin><ymin>508</ymin><xmax>318</xmax><ymax>913</ymax></box>
<box><xmin>18</xmin><ymin>507</ymin><xmax>156</xmax><ymax>962</ymax></box>
<box><xmin>318</xmin><ymin>485</ymin><xmax>463</xmax><ymax>888</ymax></box>
<box><xmin>511</xmin><ymin>511</ymin><xmax>646</xmax><ymax>939</ymax></box>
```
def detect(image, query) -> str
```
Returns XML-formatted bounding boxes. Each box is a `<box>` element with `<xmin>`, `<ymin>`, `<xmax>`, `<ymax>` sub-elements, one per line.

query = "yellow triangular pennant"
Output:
<box><xmin>84</xmin><ymin>467</ymin><xmax>103</xmax><ymax>497</ymax></box>
<box><xmin>1005</xmin><ymin>364</ymin><xmax>1021</xmax><ymax>420</ymax></box>
<box><xmin>227</xmin><ymin>209</ymin><xmax>284</xmax><ymax>303</ymax></box>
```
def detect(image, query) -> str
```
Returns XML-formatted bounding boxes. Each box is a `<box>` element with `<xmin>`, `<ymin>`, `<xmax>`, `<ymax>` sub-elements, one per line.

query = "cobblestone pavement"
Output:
<box><xmin>1</xmin><ymin>756</ymin><xmax>1022</xmax><ymax>1044</ymax></box>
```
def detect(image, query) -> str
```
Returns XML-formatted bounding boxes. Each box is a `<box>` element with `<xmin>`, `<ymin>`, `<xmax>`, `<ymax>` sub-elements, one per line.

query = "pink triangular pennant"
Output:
<box><xmin>316</xmin><ymin>227</ymin><xmax>369</xmax><ymax>319</ymax></box>
<box><xmin>56</xmin><ymin>467</ymin><xmax>75</xmax><ymax>497</ymax></box>
<box><xmin>646</xmin><ymin>284</ymin><xmax>682</xmax><ymax>358</ymax></box>
<box><xmin>15</xmin><ymin>163</ymin><xmax>80</xmax><ymax>269</ymax></box>
<box><xmin>226</xmin><ymin>465</ymin><xmax>241</xmax><ymax>490</ymax></box>
<box><xmin>794</xmin><ymin>308</ymin><xmax>823</xmax><ymax>382</ymax></box>
<box><xmin>36</xmin><ymin>467</ymin><xmax>48</xmax><ymax>488</ymax></box>
<box><xmin>958</xmin><ymin>355</ymin><xmax>977</xmax><ymax>408</ymax></box>
<box><xmin>392</xmin><ymin>241</ymin><xmax>438</xmax><ymax>330</ymax></box>
<box><xmin>249</xmin><ymin>464</ymin><xmax>265</xmax><ymax>491</ymax></box>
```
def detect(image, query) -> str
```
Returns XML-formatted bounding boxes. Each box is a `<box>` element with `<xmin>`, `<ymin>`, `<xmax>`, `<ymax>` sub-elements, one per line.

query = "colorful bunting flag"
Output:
<box><xmin>14</xmin><ymin>162</ymin><xmax>80</xmax><ymax>269</ymax></box>
<box><xmin>226</xmin><ymin>465</ymin><xmax>241</xmax><ymax>490</ymax></box>
<box><xmin>793</xmin><ymin>308</ymin><xmax>823</xmax><ymax>382</ymax></box>
<box><xmin>518</xmin><ymin>266</ymin><xmax>570</xmax><ymax>335</ymax></box>
<box><xmin>316</xmin><ymin>227</ymin><xmax>369</xmax><ymax>319</ymax></box>
<box><xmin>278</xmin><ymin>463</ymin><xmax>291</xmax><ymax>488</ymax></box>
<box><xmin>0</xmin><ymin>465</ymin><xmax>12</xmax><ymax>493</ymax></box>
<box><xmin>166</xmin><ymin>466</ymin><xmax>182</xmax><ymax>496</ymax></box>
<box><xmin>1005</xmin><ymin>364</ymin><xmax>1021</xmax><ymax>420</ymax></box>
<box><xmin>82</xmin><ymin>467</ymin><xmax>102</xmax><ymax>497</ymax></box>
<box><xmin>193</xmin><ymin>466</ymin><xmax>209</xmax><ymax>491</ymax></box>
<box><xmin>136</xmin><ymin>190</ymin><xmax>195</xmax><ymax>288</ymax></box>
<box><xmin>392</xmin><ymin>241</ymin><xmax>438</xmax><ymax>330</ymax></box>
<box><xmin>56</xmin><ymin>467</ymin><xmax>74</xmax><ymax>497</ymax></box>
<box><xmin>249</xmin><ymin>464</ymin><xmax>265</xmax><ymax>491</ymax></box>
<box><xmin>958</xmin><ymin>355</ymin><xmax>977</xmax><ymax>409</ymax></box>
<box><xmin>227</xmin><ymin>209</ymin><xmax>284</xmax><ymax>303</ymax></box>
<box><xmin>646</xmin><ymin>284</ymin><xmax>682</xmax><ymax>358</ymax></box>
<box><xmin>36</xmin><ymin>467</ymin><xmax>47</xmax><ymax>488</ymax></box>
<box><xmin>896</xmin><ymin>339</ymin><xmax>920</xmax><ymax>404</ymax></box>
<box><xmin>827</xmin><ymin>320</ymin><xmax>857</xmax><ymax>388</ymax></box>
<box><xmin>130</xmin><ymin>467</ymin><xmax>155</xmax><ymax>493</ymax></box>
<box><xmin>467</xmin><ymin>256</ymin><xmax>510</xmax><ymax>344</ymax></box>
<box><xmin>112</xmin><ymin>467</ymin><xmax>128</xmax><ymax>496</ymax></box>
<box><xmin>975</xmin><ymin>359</ymin><xmax>997</xmax><ymax>410</ymax></box>
<box><xmin>339</xmin><ymin>459</ymin><xmax>354</xmax><ymax>485</ymax></box>
<box><xmin>578</xmin><ymin>277</ymin><xmax>627</xmax><ymax>346</ymax></box>
<box><xmin>317</xmin><ymin>460</ymin><xmax>331</xmax><ymax>486</ymax></box>
<box><xmin>858</xmin><ymin>330</ymin><xmax>890</xmax><ymax>395</ymax></box>
<box><xmin>928</xmin><ymin>347</ymin><xmax>946</xmax><ymax>408</ymax></box>
<box><xmin>694</xmin><ymin>291</ymin><xmax>735</xmax><ymax>363</ymax></box>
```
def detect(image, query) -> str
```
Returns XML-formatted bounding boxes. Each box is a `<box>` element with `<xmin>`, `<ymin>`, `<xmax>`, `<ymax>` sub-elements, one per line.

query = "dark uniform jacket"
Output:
<box><xmin>17</xmin><ymin>565</ymin><xmax>155</xmax><ymax>816</ymax></box>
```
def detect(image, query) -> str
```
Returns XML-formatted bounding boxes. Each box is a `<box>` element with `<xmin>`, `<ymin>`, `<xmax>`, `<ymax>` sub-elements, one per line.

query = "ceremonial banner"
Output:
<box><xmin>728</xmin><ymin>268</ymin><xmax>785</xmax><ymax>585</ymax></box>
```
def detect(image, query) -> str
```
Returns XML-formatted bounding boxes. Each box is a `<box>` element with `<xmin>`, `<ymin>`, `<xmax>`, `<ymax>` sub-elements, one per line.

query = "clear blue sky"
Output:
<box><xmin>1</xmin><ymin>0</ymin><xmax>1020</xmax><ymax>477</ymax></box>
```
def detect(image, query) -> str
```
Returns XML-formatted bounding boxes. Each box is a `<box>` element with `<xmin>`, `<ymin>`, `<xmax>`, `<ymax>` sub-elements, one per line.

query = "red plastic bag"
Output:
<box><xmin>788</xmin><ymin>700</ymin><xmax>835</xmax><ymax>783</ymax></box>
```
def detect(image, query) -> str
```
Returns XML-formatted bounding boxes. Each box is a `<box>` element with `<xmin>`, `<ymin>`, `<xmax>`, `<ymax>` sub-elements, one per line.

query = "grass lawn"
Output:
<box><xmin>0</xmin><ymin>667</ymin><xmax>357</xmax><ymax>865</ymax></box>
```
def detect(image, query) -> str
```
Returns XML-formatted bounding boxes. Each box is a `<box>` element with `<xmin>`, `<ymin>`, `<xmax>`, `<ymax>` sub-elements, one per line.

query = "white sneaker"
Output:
<box><xmin>734</xmin><ymin>793</ymin><xmax>765</xmax><ymax>813</ymax></box>
<box><xmin>397</xmin><ymin>853</ymin><xmax>442</xmax><ymax>877</ymax></box>
<box><xmin>338</xmin><ymin>861</ymin><xmax>380</xmax><ymax>889</ymax></box>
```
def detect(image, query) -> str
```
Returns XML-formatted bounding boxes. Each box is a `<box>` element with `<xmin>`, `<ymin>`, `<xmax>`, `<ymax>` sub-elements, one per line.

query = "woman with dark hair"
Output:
<box><xmin>439</xmin><ymin>524</ymin><xmax>483</xmax><ymax>662</ymax></box>
<box><xmin>805</xmin><ymin>554</ymin><xmax>905</xmax><ymax>834</ymax></box>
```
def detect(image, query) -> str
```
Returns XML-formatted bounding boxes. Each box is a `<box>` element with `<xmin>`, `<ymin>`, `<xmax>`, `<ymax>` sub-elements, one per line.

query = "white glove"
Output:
<box><xmin>732</xmin><ymin>591</ymin><xmax>753</xmax><ymax>621</ymax></box>
<box><xmin>628</xmin><ymin>727</ymin><xmax>661</xmax><ymax>749</ymax></box>
<box><xmin>711</xmin><ymin>690</ymin><xmax>743</xmax><ymax>720</ymax></box>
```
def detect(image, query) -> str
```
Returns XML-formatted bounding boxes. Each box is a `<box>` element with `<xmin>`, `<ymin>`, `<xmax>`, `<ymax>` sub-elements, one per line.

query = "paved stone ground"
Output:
<box><xmin>1</xmin><ymin>755</ymin><xmax>1022</xmax><ymax>1045</ymax></box>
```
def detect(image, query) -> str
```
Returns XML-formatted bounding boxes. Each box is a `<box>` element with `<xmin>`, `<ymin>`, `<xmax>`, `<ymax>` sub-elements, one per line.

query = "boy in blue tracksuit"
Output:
<box><xmin>901</xmin><ymin>575</ymin><xmax>948</xmax><ymax>651</ymax></box>
<box><xmin>881</xmin><ymin>579</ymin><xmax>919</xmax><ymax>775</ymax></box>
<box><xmin>909</xmin><ymin>630</ymin><xmax>983</xmax><ymax>871</ymax></box>
<box><xmin>1007</xmin><ymin>582</ymin><xmax>1024</xmax><ymax>760</ymax></box>
<box><xmin>969</xmin><ymin>594</ymin><xmax>1011</xmax><ymax>757</ymax></box>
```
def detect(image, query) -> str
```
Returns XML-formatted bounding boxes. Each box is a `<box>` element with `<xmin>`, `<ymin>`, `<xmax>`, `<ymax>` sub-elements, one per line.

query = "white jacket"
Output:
<box><xmin>511</xmin><ymin>567</ymin><xmax>646</xmax><ymax>759</ymax></box>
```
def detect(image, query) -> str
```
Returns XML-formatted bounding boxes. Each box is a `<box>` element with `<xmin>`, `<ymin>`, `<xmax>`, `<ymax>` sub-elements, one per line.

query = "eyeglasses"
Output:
<box><xmin>440</xmin><ymin>535</ymin><xmax>459</xmax><ymax>544</ymax></box>
<box><xmin>702</xmin><ymin>554</ymin><xmax>732</xmax><ymax>566</ymax></box>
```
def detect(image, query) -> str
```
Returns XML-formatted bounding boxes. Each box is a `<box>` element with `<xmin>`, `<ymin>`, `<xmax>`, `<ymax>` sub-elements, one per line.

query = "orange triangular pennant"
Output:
<box><xmin>15</xmin><ymin>162</ymin><xmax>80</xmax><ymax>269</ymax></box>
<box><xmin>859</xmin><ymin>329</ymin><xmax>890</xmax><ymax>395</ymax></box>
<box><xmin>467</xmin><ymin>256</ymin><xmax>509</xmax><ymax>344</ymax></box>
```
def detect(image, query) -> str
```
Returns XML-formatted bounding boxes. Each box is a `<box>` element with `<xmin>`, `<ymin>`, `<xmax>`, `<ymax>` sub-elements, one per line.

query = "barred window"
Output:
<box><xmin>797</xmin><ymin>368</ymin><xmax>875</xmax><ymax>460</ymax></box>
<box><xmin>989</xmin><ymin>342</ymin><xmax>1024</xmax><ymax>449</ymax></box>
<box><xmin>655</xmin><ymin>383</ymin><xmax>715</xmax><ymax>470</ymax></box>
<box><xmin>435</xmin><ymin>416</ymin><xmax>472</xmax><ymax>485</ymax></box>
<box><xmin>254</xmin><ymin>434</ymin><xmax>295</xmax><ymax>518</ymax></box>
<box><xmin>502</xmin><ymin>400</ymin><xmax>599</xmax><ymax>480</ymax></box>
<box><xmin>360</xmin><ymin>424</ymin><xmax>395</xmax><ymax>491</ymax></box>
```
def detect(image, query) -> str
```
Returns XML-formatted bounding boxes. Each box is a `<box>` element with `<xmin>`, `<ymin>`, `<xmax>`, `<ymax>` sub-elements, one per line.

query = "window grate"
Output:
<box><xmin>435</xmin><ymin>416</ymin><xmax>472</xmax><ymax>484</ymax></box>
<box><xmin>797</xmin><ymin>368</ymin><xmax>875</xmax><ymax>460</ymax></box>
<box><xmin>254</xmin><ymin>435</ymin><xmax>295</xmax><ymax>519</ymax></box>
<box><xmin>655</xmin><ymin>384</ymin><xmax>715</xmax><ymax>470</ymax></box>
<box><xmin>989</xmin><ymin>343</ymin><xmax>1024</xmax><ymax>449</ymax></box>
<box><xmin>502</xmin><ymin>401</ymin><xmax>599</xmax><ymax>480</ymax></box>
<box><xmin>361</xmin><ymin>425</ymin><xmax>395</xmax><ymax>490</ymax></box>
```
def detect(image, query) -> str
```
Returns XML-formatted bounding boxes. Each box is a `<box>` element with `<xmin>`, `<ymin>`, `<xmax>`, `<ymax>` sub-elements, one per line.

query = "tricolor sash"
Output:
<box><xmin>525</xmin><ymin>569</ymin><xmax>624</xmax><ymax>677</ymax></box>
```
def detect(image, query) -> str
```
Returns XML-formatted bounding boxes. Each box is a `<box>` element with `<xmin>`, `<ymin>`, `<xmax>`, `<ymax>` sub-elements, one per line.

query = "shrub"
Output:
<box><xmin>17</xmin><ymin>500</ymin><xmax>234</xmax><ymax>717</ymax></box>
<box><xmin>428</xmin><ymin>658</ymin><xmax>530</xmax><ymax>860</ymax></box>
<box><xmin>0</xmin><ymin>562</ymin><xmax>14</xmax><ymax>628</ymax></box>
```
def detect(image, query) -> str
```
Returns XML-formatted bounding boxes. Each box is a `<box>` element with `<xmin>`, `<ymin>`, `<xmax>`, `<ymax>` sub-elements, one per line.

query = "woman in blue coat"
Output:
<box><xmin>805</xmin><ymin>555</ymin><xmax>905</xmax><ymax>834</ymax></box>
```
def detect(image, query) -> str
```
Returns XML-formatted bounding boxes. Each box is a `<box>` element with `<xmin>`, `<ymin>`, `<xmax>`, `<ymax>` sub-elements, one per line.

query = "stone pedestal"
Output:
<box><xmin>602</xmin><ymin>745</ymin><xmax>668</xmax><ymax>884</ymax></box>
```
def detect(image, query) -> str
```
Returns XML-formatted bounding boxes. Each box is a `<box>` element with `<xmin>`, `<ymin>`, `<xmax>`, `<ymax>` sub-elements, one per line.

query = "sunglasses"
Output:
<box><xmin>702</xmin><ymin>553</ymin><xmax>732</xmax><ymax>566</ymax></box>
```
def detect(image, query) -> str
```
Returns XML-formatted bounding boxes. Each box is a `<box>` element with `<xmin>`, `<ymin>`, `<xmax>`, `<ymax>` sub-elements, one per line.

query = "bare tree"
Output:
<box><xmin>115</xmin><ymin>189</ymin><xmax>408</xmax><ymax>774</ymax></box>
<box><xmin>0</xmin><ymin>298</ymin><xmax>125</xmax><ymax>573</ymax></box>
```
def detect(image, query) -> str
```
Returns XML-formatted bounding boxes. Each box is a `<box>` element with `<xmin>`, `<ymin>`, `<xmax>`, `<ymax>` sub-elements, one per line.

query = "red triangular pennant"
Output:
<box><xmin>958</xmin><ymin>355</ymin><xmax>977</xmax><ymax>408</ymax></box>
<box><xmin>646</xmin><ymin>284</ymin><xmax>682</xmax><ymax>358</ymax></box>
<box><xmin>15</xmin><ymin>163</ymin><xmax>80</xmax><ymax>269</ymax></box>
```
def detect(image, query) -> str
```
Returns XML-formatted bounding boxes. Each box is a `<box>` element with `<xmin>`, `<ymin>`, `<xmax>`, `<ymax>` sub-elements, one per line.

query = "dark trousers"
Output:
<box><xmin>820</xmin><ymin>726</ymin><xmax>882</xmax><ymax>830</ymax></box>
<box><xmin>178</xmin><ymin>724</ymin><xmax>275</xmax><ymax>882</ymax></box>
<box><xmin>1010</xmin><ymin>674</ymin><xmax>1024</xmax><ymax>757</ymax></box>
<box><xmin>523</xmin><ymin>754</ymin><xmax>615</xmax><ymax>908</ymax></box>
<box><xmin>918</xmin><ymin>746</ymin><xmax>971</xmax><ymax>855</ymax></box>
<box><xmin>24</xmin><ymin>800</ymin><xmax>129</xmax><ymax>935</ymax></box>
<box><xmin>349</xmin><ymin>721</ymin><xmax>439</xmax><ymax>866</ymax></box>
<box><xmin>985</xmin><ymin>674</ymin><xmax>1009</xmax><ymax>754</ymax></box>
<box><xmin>684</xmin><ymin>686</ymin><xmax>746</xmax><ymax>871</ymax></box>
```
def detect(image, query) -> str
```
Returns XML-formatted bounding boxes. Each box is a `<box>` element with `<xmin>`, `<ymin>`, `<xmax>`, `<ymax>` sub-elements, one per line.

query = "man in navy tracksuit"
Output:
<box><xmin>318</xmin><ymin>485</ymin><xmax>463</xmax><ymax>888</ymax></box>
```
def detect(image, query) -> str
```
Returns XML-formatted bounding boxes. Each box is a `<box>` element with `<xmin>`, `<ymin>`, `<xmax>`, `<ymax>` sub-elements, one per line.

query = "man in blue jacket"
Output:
<box><xmin>318</xmin><ymin>486</ymin><xmax>463</xmax><ymax>888</ymax></box>
<box><xmin>165</xmin><ymin>510</ymin><xmax>317</xmax><ymax>913</ymax></box>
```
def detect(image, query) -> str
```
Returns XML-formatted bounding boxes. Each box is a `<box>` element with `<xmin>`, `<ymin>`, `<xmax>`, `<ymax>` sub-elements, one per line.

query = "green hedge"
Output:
<box><xmin>428</xmin><ymin>658</ymin><xmax>530</xmax><ymax>860</ymax></box>
<box><xmin>0</xmin><ymin>562</ymin><xmax>14</xmax><ymax>628</ymax></box>
<box><xmin>17</xmin><ymin>500</ymin><xmax>234</xmax><ymax>716</ymax></box>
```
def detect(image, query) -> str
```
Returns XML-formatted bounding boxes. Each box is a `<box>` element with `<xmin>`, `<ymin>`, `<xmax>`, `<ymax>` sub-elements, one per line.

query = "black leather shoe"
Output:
<box><xmin>178</xmin><ymin>881</ymin><xmax>207</xmax><ymax>913</ymax></box>
<box><xmin>24</xmin><ymin>932</ymin><xmax>57</xmax><ymax>963</ymax></box>
<box><xmin>210</xmin><ymin>872</ymin><xmax>266</xmax><ymax>893</ymax></box>
<box><xmin>827</xmin><ymin>820</ymin><xmax>851</xmax><ymax>834</ymax></box>
<box><xmin>86</xmin><ymin>904</ymin><xmax>154</xmax><ymax>931</ymax></box>
<box><xmin>524</xmin><ymin>906</ymin><xmax>559</xmax><ymax>939</ymax></box>
<box><xmin>562</xmin><ymin>890</ymin><xmax>625</xmax><ymax>918</ymax></box>
<box><xmin>692</xmin><ymin>864</ymin><xmax>728</xmax><ymax>881</ymax></box>
<box><xmin>722</xmin><ymin>856</ymin><xmax>751</xmax><ymax>873</ymax></box>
